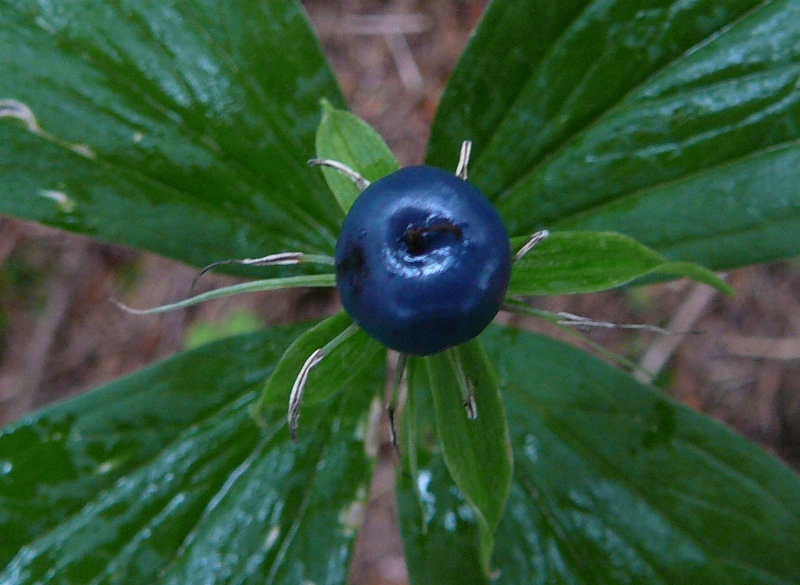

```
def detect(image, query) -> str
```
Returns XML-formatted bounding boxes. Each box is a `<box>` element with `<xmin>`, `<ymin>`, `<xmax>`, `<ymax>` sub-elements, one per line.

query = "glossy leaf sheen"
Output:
<box><xmin>315</xmin><ymin>100</ymin><xmax>400</xmax><ymax>213</ymax></box>
<box><xmin>508</xmin><ymin>231</ymin><xmax>731</xmax><ymax>296</ymax></box>
<box><xmin>399</xmin><ymin>359</ymin><xmax>487</xmax><ymax>585</ymax></box>
<box><xmin>399</xmin><ymin>326</ymin><xmax>800</xmax><ymax>584</ymax></box>
<box><xmin>0</xmin><ymin>0</ymin><xmax>344</xmax><ymax>269</ymax></box>
<box><xmin>0</xmin><ymin>325</ymin><xmax>384</xmax><ymax>584</ymax></box>
<box><xmin>418</xmin><ymin>340</ymin><xmax>512</xmax><ymax>572</ymax></box>
<box><xmin>429</xmin><ymin>0</ymin><xmax>800</xmax><ymax>270</ymax></box>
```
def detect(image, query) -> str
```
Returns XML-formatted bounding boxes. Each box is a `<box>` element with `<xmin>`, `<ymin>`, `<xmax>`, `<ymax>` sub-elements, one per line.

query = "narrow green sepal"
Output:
<box><xmin>315</xmin><ymin>99</ymin><xmax>400</xmax><ymax>213</ymax></box>
<box><xmin>424</xmin><ymin>339</ymin><xmax>512</xmax><ymax>573</ymax></box>
<box><xmin>252</xmin><ymin>311</ymin><xmax>385</xmax><ymax>422</ymax></box>
<box><xmin>115</xmin><ymin>274</ymin><xmax>335</xmax><ymax>315</ymax></box>
<box><xmin>509</xmin><ymin>231</ymin><xmax>732</xmax><ymax>296</ymax></box>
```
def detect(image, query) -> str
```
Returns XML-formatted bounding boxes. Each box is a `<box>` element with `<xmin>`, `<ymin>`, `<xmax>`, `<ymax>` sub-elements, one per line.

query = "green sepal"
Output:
<box><xmin>509</xmin><ymin>231</ymin><xmax>732</xmax><ymax>296</ymax></box>
<box><xmin>0</xmin><ymin>325</ymin><xmax>384</xmax><ymax>583</ymax></box>
<box><xmin>254</xmin><ymin>311</ymin><xmax>385</xmax><ymax>418</ymax></box>
<box><xmin>315</xmin><ymin>100</ymin><xmax>400</xmax><ymax>213</ymax></box>
<box><xmin>419</xmin><ymin>339</ymin><xmax>512</xmax><ymax>572</ymax></box>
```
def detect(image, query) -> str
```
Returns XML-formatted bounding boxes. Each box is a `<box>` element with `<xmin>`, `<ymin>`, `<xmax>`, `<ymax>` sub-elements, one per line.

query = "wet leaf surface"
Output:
<box><xmin>0</xmin><ymin>0</ymin><xmax>344</xmax><ymax>271</ymax></box>
<box><xmin>414</xmin><ymin>339</ymin><xmax>512</xmax><ymax>571</ymax></box>
<box><xmin>0</xmin><ymin>324</ymin><xmax>384</xmax><ymax>584</ymax></box>
<box><xmin>429</xmin><ymin>0</ymin><xmax>800</xmax><ymax>270</ymax></box>
<box><xmin>399</xmin><ymin>325</ymin><xmax>800</xmax><ymax>584</ymax></box>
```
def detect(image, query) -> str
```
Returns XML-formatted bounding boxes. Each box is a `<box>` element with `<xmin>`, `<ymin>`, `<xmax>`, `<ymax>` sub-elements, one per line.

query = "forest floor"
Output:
<box><xmin>1</xmin><ymin>2</ymin><xmax>799</xmax><ymax>584</ymax></box>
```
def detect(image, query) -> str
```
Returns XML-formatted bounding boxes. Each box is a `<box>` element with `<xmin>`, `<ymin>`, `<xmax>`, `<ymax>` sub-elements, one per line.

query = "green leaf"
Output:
<box><xmin>399</xmin><ymin>325</ymin><xmax>800</xmax><ymax>583</ymax></box>
<box><xmin>0</xmin><ymin>325</ymin><xmax>384</xmax><ymax>583</ymax></box>
<box><xmin>315</xmin><ymin>100</ymin><xmax>400</xmax><ymax>213</ymax></box>
<box><xmin>428</xmin><ymin>0</ymin><xmax>800</xmax><ymax>271</ymax></box>
<box><xmin>399</xmin><ymin>358</ymin><xmax>488</xmax><ymax>585</ymax></box>
<box><xmin>255</xmin><ymin>311</ymin><xmax>385</xmax><ymax>414</ymax></box>
<box><xmin>0</xmin><ymin>1</ymin><xmax>344</xmax><ymax>270</ymax></box>
<box><xmin>508</xmin><ymin>231</ymin><xmax>732</xmax><ymax>296</ymax></box>
<box><xmin>415</xmin><ymin>338</ymin><xmax>512</xmax><ymax>572</ymax></box>
<box><xmin>183</xmin><ymin>309</ymin><xmax>264</xmax><ymax>349</ymax></box>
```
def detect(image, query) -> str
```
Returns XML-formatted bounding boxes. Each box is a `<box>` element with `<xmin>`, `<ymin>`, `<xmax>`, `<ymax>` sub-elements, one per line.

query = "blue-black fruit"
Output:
<box><xmin>335</xmin><ymin>165</ymin><xmax>511</xmax><ymax>355</ymax></box>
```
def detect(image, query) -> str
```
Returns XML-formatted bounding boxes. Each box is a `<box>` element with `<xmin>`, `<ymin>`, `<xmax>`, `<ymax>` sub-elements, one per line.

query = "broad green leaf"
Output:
<box><xmin>508</xmin><ymin>231</ymin><xmax>732</xmax><ymax>296</ymax></box>
<box><xmin>0</xmin><ymin>1</ymin><xmax>344</xmax><ymax>270</ymax></box>
<box><xmin>399</xmin><ymin>325</ymin><xmax>800</xmax><ymax>583</ymax></box>
<box><xmin>0</xmin><ymin>325</ymin><xmax>384</xmax><ymax>584</ymax></box>
<box><xmin>315</xmin><ymin>100</ymin><xmax>400</xmax><ymax>213</ymax></box>
<box><xmin>399</xmin><ymin>359</ymin><xmax>488</xmax><ymax>585</ymax></box>
<box><xmin>416</xmin><ymin>339</ymin><xmax>512</xmax><ymax>572</ymax></box>
<box><xmin>255</xmin><ymin>310</ymin><xmax>385</xmax><ymax>414</ymax></box>
<box><xmin>428</xmin><ymin>0</ymin><xmax>800</xmax><ymax>270</ymax></box>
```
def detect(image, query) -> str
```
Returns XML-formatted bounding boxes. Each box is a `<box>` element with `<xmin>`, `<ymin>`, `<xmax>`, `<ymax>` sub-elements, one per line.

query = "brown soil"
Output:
<box><xmin>2</xmin><ymin>2</ymin><xmax>799</xmax><ymax>584</ymax></box>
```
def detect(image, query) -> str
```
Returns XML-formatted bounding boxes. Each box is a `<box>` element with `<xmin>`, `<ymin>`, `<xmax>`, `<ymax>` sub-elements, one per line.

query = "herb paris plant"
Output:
<box><xmin>106</xmin><ymin>101</ymin><xmax>730</xmax><ymax>571</ymax></box>
<box><xmin>333</xmin><ymin>162</ymin><xmax>513</xmax><ymax>357</ymax></box>
<box><xmin>2</xmin><ymin>1</ymin><xmax>800</xmax><ymax>584</ymax></box>
<box><xmin>116</xmin><ymin>102</ymin><xmax>728</xmax><ymax>570</ymax></box>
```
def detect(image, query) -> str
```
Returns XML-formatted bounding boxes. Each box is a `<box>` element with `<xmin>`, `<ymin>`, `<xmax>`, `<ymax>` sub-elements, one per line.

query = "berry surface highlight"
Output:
<box><xmin>335</xmin><ymin>165</ymin><xmax>511</xmax><ymax>355</ymax></box>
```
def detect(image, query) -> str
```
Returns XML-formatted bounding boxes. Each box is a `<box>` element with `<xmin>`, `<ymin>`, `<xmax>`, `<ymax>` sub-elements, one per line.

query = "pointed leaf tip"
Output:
<box><xmin>509</xmin><ymin>231</ymin><xmax>732</xmax><ymax>296</ymax></box>
<box><xmin>315</xmin><ymin>104</ymin><xmax>400</xmax><ymax>213</ymax></box>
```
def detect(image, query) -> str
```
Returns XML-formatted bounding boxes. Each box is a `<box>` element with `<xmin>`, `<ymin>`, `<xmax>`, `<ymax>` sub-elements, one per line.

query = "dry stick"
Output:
<box><xmin>341</xmin><ymin>14</ymin><xmax>429</xmax><ymax>94</ymax></box>
<box><xmin>725</xmin><ymin>335</ymin><xmax>800</xmax><ymax>360</ymax></box>
<box><xmin>386</xmin><ymin>33</ymin><xmax>424</xmax><ymax>92</ymax></box>
<box><xmin>723</xmin><ymin>279</ymin><xmax>800</xmax><ymax>359</ymax></box>
<box><xmin>635</xmin><ymin>283</ymin><xmax>718</xmax><ymax>383</ymax></box>
<box><xmin>341</xmin><ymin>14</ymin><xmax>431</xmax><ymax>36</ymax></box>
<box><xmin>347</xmin><ymin>350</ymin><xmax>410</xmax><ymax>584</ymax></box>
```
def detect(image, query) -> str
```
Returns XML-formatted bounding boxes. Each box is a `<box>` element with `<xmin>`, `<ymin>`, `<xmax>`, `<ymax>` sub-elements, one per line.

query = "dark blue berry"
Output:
<box><xmin>335</xmin><ymin>165</ymin><xmax>511</xmax><ymax>356</ymax></box>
